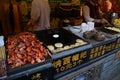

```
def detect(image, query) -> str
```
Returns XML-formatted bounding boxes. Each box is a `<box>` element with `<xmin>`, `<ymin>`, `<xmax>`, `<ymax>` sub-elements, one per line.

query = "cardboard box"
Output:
<box><xmin>0</xmin><ymin>46</ymin><xmax>6</xmax><ymax>60</ymax></box>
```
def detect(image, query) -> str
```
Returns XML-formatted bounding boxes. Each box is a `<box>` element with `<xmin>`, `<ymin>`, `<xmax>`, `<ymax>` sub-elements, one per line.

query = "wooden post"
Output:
<box><xmin>13</xmin><ymin>3</ymin><xmax>21</xmax><ymax>32</ymax></box>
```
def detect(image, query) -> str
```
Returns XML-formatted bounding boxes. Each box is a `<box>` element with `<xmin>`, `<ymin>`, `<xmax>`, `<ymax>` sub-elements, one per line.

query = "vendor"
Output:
<box><xmin>101</xmin><ymin>0</ymin><xmax>112</xmax><ymax>23</ymax></box>
<box><xmin>101</xmin><ymin>0</ymin><xmax>112</xmax><ymax>12</ymax></box>
<box><xmin>82</xmin><ymin>0</ymin><xmax>109</xmax><ymax>27</ymax></box>
<box><xmin>28</xmin><ymin>0</ymin><xmax>50</xmax><ymax>31</ymax></box>
<box><xmin>62</xmin><ymin>0</ymin><xmax>83</xmax><ymax>26</ymax></box>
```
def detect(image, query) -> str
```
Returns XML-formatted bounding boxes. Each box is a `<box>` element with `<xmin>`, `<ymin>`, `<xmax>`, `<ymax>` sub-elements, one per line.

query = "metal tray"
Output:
<box><xmin>5</xmin><ymin>32</ymin><xmax>52</xmax><ymax>76</ymax></box>
<box><xmin>97</xmin><ymin>27</ymin><xmax>119</xmax><ymax>35</ymax></box>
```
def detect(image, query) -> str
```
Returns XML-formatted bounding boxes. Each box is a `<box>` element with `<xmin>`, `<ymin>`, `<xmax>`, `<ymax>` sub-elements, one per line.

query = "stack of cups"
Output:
<box><xmin>81</xmin><ymin>23</ymin><xmax>88</xmax><ymax>33</ymax></box>
<box><xmin>87</xmin><ymin>22</ymin><xmax>95</xmax><ymax>31</ymax></box>
<box><xmin>81</xmin><ymin>22</ymin><xmax>95</xmax><ymax>33</ymax></box>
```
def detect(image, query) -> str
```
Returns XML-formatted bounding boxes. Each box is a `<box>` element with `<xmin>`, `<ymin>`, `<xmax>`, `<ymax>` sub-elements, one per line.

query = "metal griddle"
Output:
<box><xmin>34</xmin><ymin>28</ymin><xmax>89</xmax><ymax>51</ymax></box>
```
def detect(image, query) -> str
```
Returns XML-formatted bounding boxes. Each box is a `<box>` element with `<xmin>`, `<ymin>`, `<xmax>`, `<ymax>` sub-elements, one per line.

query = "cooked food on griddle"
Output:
<box><xmin>55</xmin><ymin>42</ymin><xmax>63</xmax><ymax>48</ymax></box>
<box><xmin>76</xmin><ymin>39</ymin><xmax>87</xmax><ymax>45</ymax></box>
<box><xmin>47</xmin><ymin>45</ymin><xmax>55</xmax><ymax>51</ymax></box>
<box><xmin>105</xmin><ymin>27</ymin><xmax>120</xmax><ymax>33</ymax></box>
<box><xmin>63</xmin><ymin>45</ymin><xmax>70</xmax><ymax>49</ymax></box>
<box><xmin>76</xmin><ymin>39</ymin><xmax>84</xmax><ymax>43</ymax></box>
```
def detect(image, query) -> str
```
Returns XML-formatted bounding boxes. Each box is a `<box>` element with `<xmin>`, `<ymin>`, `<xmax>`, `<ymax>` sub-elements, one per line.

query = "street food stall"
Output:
<box><xmin>1</xmin><ymin>0</ymin><xmax>120</xmax><ymax>80</ymax></box>
<box><xmin>0</xmin><ymin>24</ymin><xmax>120</xmax><ymax>80</ymax></box>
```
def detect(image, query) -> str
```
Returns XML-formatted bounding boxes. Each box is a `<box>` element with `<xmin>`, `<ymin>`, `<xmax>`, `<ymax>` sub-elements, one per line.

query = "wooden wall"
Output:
<box><xmin>0</xmin><ymin>0</ymin><xmax>12</xmax><ymax>35</ymax></box>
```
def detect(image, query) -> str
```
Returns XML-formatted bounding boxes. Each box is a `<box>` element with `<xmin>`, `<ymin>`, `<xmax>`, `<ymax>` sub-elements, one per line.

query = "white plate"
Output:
<box><xmin>69</xmin><ymin>26</ymin><xmax>82</xmax><ymax>33</ymax></box>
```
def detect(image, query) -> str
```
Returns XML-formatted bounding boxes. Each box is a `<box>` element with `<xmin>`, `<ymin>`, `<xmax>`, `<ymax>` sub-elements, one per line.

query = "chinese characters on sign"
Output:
<box><xmin>89</xmin><ymin>43</ymin><xmax>116</xmax><ymax>60</ymax></box>
<box><xmin>53</xmin><ymin>40</ymin><xmax>118</xmax><ymax>74</ymax></box>
<box><xmin>53</xmin><ymin>51</ymin><xmax>88</xmax><ymax>73</ymax></box>
<box><xmin>31</xmin><ymin>73</ymin><xmax>41</xmax><ymax>80</ymax></box>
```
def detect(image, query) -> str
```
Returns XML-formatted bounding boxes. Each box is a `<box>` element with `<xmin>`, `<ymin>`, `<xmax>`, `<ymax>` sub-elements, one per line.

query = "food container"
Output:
<box><xmin>0</xmin><ymin>36</ymin><xmax>7</xmax><ymax>78</ymax></box>
<box><xmin>5</xmin><ymin>32</ymin><xmax>52</xmax><ymax>75</ymax></box>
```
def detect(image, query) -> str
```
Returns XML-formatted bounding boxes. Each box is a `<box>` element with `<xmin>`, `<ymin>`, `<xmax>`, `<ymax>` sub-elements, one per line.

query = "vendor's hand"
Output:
<box><xmin>100</xmin><ymin>18</ymin><xmax>109</xmax><ymax>24</ymax></box>
<box><xmin>100</xmin><ymin>18</ymin><xmax>111</xmax><ymax>27</ymax></box>
<box><xmin>94</xmin><ymin>18</ymin><xmax>109</xmax><ymax>24</ymax></box>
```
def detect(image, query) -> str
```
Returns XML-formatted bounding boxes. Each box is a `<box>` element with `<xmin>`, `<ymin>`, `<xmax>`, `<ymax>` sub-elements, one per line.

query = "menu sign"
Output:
<box><xmin>53</xmin><ymin>40</ymin><xmax>117</xmax><ymax>74</ymax></box>
<box><xmin>89</xmin><ymin>42</ymin><xmax>116</xmax><ymax>60</ymax></box>
<box><xmin>53</xmin><ymin>50</ymin><xmax>88</xmax><ymax>73</ymax></box>
<box><xmin>49</xmin><ymin>0</ymin><xmax>70</xmax><ymax>3</ymax></box>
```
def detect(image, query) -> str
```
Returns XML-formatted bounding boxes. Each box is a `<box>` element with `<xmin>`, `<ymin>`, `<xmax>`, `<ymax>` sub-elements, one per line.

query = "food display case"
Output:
<box><xmin>96</xmin><ymin>27</ymin><xmax>120</xmax><ymax>50</ymax></box>
<box><xmin>2</xmin><ymin>32</ymin><xmax>53</xmax><ymax>80</ymax></box>
<box><xmin>1</xmin><ymin>27</ymin><xmax>120</xmax><ymax>80</ymax></box>
<box><xmin>49</xmin><ymin>27</ymin><xmax>117</xmax><ymax>79</ymax></box>
<box><xmin>34</xmin><ymin>28</ymin><xmax>92</xmax><ymax>79</ymax></box>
